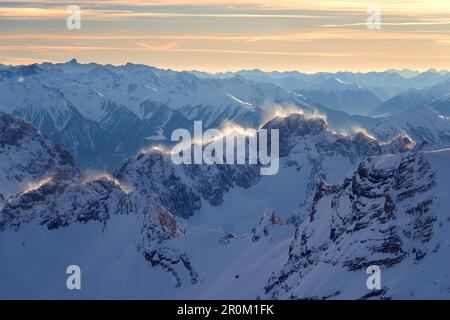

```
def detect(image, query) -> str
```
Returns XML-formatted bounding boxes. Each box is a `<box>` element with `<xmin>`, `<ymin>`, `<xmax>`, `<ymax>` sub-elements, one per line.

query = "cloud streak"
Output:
<box><xmin>2</xmin><ymin>0</ymin><xmax>450</xmax><ymax>72</ymax></box>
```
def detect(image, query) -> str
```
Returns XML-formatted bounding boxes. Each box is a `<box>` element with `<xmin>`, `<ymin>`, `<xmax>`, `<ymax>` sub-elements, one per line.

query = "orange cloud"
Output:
<box><xmin>6</xmin><ymin>0</ymin><xmax>450</xmax><ymax>13</ymax></box>
<box><xmin>0</xmin><ymin>56</ymin><xmax>56</xmax><ymax>65</ymax></box>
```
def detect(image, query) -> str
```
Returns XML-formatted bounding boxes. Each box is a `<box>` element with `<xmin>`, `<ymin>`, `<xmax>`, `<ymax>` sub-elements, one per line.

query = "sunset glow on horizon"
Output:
<box><xmin>2</xmin><ymin>0</ymin><xmax>450</xmax><ymax>72</ymax></box>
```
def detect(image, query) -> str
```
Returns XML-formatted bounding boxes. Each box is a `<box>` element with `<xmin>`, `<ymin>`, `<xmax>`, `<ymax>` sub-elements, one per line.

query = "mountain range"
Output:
<box><xmin>1</xmin><ymin>61</ymin><xmax>450</xmax><ymax>299</ymax></box>
<box><xmin>1</xmin><ymin>108</ymin><xmax>449</xmax><ymax>299</ymax></box>
<box><xmin>2</xmin><ymin>61</ymin><xmax>450</xmax><ymax>172</ymax></box>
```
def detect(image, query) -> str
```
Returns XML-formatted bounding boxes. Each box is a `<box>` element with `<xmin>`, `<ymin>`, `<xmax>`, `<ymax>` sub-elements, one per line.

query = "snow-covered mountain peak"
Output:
<box><xmin>265</xmin><ymin>150</ymin><xmax>450</xmax><ymax>299</ymax></box>
<box><xmin>0</xmin><ymin>112</ymin><xmax>76</xmax><ymax>208</ymax></box>
<box><xmin>370</xmin><ymin>104</ymin><xmax>450</xmax><ymax>150</ymax></box>
<box><xmin>263</xmin><ymin>112</ymin><xmax>328</xmax><ymax>136</ymax></box>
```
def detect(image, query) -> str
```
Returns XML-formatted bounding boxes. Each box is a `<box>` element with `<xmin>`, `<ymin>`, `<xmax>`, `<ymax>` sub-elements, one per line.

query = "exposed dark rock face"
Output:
<box><xmin>139</xmin><ymin>213</ymin><xmax>198</xmax><ymax>288</ymax></box>
<box><xmin>115</xmin><ymin>147</ymin><xmax>261</xmax><ymax>216</ymax></box>
<box><xmin>115</xmin><ymin>151</ymin><xmax>202</xmax><ymax>219</ymax></box>
<box><xmin>183</xmin><ymin>161</ymin><xmax>260</xmax><ymax>206</ymax></box>
<box><xmin>262</xmin><ymin>114</ymin><xmax>328</xmax><ymax>157</ymax></box>
<box><xmin>0</xmin><ymin>111</ymin><xmax>74</xmax><ymax>167</ymax></box>
<box><xmin>265</xmin><ymin>152</ymin><xmax>438</xmax><ymax>299</ymax></box>
<box><xmin>261</xmin><ymin>113</ymin><xmax>416</xmax><ymax>222</ymax></box>
<box><xmin>0</xmin><ymin>112</ymin><xmax>76</xmax><ymax>208</ymax></box>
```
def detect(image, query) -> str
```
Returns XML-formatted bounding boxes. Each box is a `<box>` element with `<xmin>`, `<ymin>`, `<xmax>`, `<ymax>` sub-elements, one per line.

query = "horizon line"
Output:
<box><xmin>1</xmin><ymin>58</ymin><xmax>448</xmax><ymax>76</ymax></box>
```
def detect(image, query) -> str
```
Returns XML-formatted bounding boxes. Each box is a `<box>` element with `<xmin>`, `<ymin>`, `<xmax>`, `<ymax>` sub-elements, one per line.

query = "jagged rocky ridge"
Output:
<box><xmin>113</xmin><ymin>112</ymin><xmax>414</xmax><ymax>220</ymax></box>
<box><xmin>0</xmin><ymin>113</ymin><xmax>198</xmax><ymax>287</ymax></box>
<box><xmin>2</xmin><ymin>112</ymin><xmax>449</xmax><ymax>299</ymax></box>
<box><xmin>265</xmin><ymin>151</ymin><xmax>450</xmax><ymax>299</ymax></box>
<box><xmin>0</xmin><ymin>112</ymin><xmax>74</xmax><ymax>209</ymax></box>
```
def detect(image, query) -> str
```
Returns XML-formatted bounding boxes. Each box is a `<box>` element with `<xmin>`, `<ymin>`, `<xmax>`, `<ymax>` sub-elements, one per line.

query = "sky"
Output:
<box><xmin>1</xmin><ymin>0</ymin><xmax>450</xmax><ymax>72</ymax></box>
